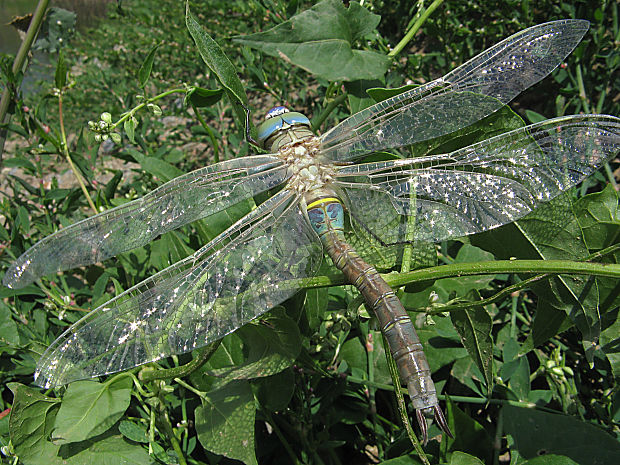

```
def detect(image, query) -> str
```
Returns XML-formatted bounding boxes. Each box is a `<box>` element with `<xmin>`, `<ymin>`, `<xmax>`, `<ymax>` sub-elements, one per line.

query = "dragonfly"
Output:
<box><xmin>4</xmin><ymin>19</ymin><xmax>620</xmax><ymax>443</ymax></box>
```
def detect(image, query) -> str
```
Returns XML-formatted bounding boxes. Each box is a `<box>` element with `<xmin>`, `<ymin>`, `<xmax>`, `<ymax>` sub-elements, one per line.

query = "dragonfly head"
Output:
<box><xmin>257</xmin><ymin>106</ymin><xmax>312</xmax><ymax>150</ymax></box>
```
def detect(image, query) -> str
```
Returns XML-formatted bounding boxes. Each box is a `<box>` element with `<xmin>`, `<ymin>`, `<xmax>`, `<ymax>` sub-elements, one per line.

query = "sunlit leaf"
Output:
<box><xmin>234</xmin><ymin>0</ymin><xmax>390</xmax><ymax>81</ymax></box>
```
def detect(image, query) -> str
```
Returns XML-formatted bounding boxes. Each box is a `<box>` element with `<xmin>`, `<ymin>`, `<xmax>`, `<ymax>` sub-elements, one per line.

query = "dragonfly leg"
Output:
<box><xmin>238</xmin><ymin>102</ymin><xmax>259</xmax><ymax>147</ymax></box>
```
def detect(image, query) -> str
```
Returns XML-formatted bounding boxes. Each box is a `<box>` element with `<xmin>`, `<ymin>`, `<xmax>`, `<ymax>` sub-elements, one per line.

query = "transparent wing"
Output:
<box><xmin>4</xmin><ymin>155</ymin><xmax>289</xmax><ymax>289</ymax></box>
<box><xmin>334</xmin><ymin>115</ymin><xmax>620</xmax><ymax>245</ymax></box>
<box><xmin>35</xmin><ymin>189</ymin><xmax>322</xmax><ymax>388</ymax></box>
<box><xmin>319</xmin><ymin>20</ymin><xmax>589</xmax><ymax>162</ymax></box>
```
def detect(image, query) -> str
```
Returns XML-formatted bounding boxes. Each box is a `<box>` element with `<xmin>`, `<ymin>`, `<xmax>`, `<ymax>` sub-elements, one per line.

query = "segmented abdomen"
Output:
<box><xmin>306</xmin><ymin>197</ymin><xmax>438</xmax><ymax>412</ymax></box>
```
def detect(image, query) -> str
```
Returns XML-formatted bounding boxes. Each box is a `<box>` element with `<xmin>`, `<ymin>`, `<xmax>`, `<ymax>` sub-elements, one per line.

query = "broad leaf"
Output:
<box><xmin>206</xmin><ymin>311</ymin><xmax>301</xmax><ymax>380</ymax></box>
<box><xmin>441</xmin><ymin>398</ymin><xmax>493</xmax><ymax>463</ymax></box>
<box><xmin>124</xmin><ymin>148</ymin><xmax>184</xmax><ymax>182</ymax></box>
<box><xmin>186</xmin><ymin>4</ymin><xmax>248</xmax><ymax>124</ymax></box>
<box><xmin>195</xmin><ymin>380</ymin><xmax>257</xmax><ymax>465</ymax></box>
<box><xmin>503</xmin><ymin>404</ymin><xmax>620</xmax><ymax>463</ymax></box>
<box><xmin>450</xmin><ymin>297</ymin><xmax>493</xmax><ymax>397</ymax></box>
<box><xmin>138</xmin><ymin>43</ymin><xmax>160</xmax><ymax>88</ymax></box>
<box><xmin>58</xmin><ymin>433</ymin><xmax>154</xmax><ymax>464</ymax></box>
<box><xmin>8</xmin><ymin>383</ymin><xmax>62</xmax><ymax>465</ymax></box>
<box><xmin>52</xmin><ymin>377</ymin><xmax>133</xmax><ymax>445</ymax></box>
<box><xmin>234</xmin><ymin>0</ymin><xmax>390</xmax><ymax>81</ymax></box>
<box><xmin>450</xmin><ymin>451</ymin><xmax>485</xmax><ymax>465</ymax></box>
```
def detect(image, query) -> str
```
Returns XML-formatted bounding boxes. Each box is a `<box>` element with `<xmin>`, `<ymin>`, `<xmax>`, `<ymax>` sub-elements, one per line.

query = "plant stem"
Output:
<box><xmin>139</xmin><ymin>340</ymin><xmax>221</xmax><ymax>383</ymax></box>
<box><xmin>429</xmin><ymin>273</ymin><xmax>546</xmax><ymax>316</ymax></box>
<box><xmin>388</xmin><ymin>0</ymin><xmax>445</xmax><ymax>57</ymax></box>
<box><xmin>575</xmin><ymin>64</ymin><xmax>590</xmax><ymax>114</ymax></box>
<box><xmin>386</xmin><ymin>259</ymin><xmax>620</xmax><ymax>288</ymax></box>
<box><xmin>261</xmin><ymin>410</ymin><xmax>302</xmax><ymax>465</ymax></box>
<box><xmin>0</xmin><ymin>0</ymin><xmax>50</xmax><ymax>163</ymax></box>
<box><xmin>158</xmin><ymin>407</ymin><xmax>187</xmax><ymax>465</ymax></box>
<box><xmin>383</xmin><ymin>334</ymin><xmax>428</xmax><ymax>463</ymax></box>
<box><xmin>311</xmin><ymin>92</ymin><xmax>347</xmax><ymax>132</ymax></box>
<box><xmin>114</xmin><ymin>87</ymin><xmax>186</xmax><ymax>130</ymax></box>
<box><xmin>191</xmin><ymin>103</ymin><xmax>219</xmax><ymax>162</ymax></box>
<box><xmin>58</xmin><ymin>94</ymin><xmax>97</xmax><ymax>214</ymax></box>
<box><xmin>299</xmin><ymin>259</ymin><xmax>620</xmax><ymax>290</ymax></box>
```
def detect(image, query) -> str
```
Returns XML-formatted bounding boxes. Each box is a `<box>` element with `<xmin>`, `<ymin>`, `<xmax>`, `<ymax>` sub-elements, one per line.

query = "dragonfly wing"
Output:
<box><xmin>319</xmin><ymin>20</ymin><xmax>589</xmax><ymax>162</ymax></box>
<box><xmin>4</xmin><ymin>155</ymin><xmax>289</xmax><ymax>289</ymax></box>
<box><xmin>334</xmin><ymin>115</ymin><xmax>620</xmax><ymax>244</ymax></box>
<box><xmin>34</xmin><ymin>189</ymin><xmax>323</xmax><ymax>388</ymax></box>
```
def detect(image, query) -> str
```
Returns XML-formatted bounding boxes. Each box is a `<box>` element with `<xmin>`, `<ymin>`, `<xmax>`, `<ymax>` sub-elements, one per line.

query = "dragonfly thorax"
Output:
<box><xmin>277</xmin><ymin>136</ymin><xmax>335</xmax><ymax>193</ymax></box>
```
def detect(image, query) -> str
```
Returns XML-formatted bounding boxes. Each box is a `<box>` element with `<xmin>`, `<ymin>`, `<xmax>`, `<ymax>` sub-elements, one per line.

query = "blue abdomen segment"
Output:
<box><xmin>307</xmin><ymin>198</ymin><xmax>345</xmax><ymax>239</ymax></box>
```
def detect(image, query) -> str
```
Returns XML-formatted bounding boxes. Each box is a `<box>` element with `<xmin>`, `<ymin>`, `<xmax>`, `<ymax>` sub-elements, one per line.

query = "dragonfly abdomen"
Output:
<box><xmin>305</xmin><ymin>195</ymin><xmax>451</xmax><ymax>442</ymax></box>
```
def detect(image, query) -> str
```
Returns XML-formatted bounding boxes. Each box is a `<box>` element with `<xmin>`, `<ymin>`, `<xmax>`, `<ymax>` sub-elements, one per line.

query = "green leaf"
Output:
<box><xmin>125</xmin><ymin>148</ymin><xmax>184</xmax><ymax>182</ymax></box>
<box><xmin>575</xmin><ymin>184</ymin><xmax>620</xmax><ymax>251</ymax></box>
<box><xmin>516</xmin><ymin>195</ymin><xmax>603</xmax><ymax>359</ymax></box>
<box><xmin>54</xmin><ymin>49</ymin><xmax>66</xmax><ymax>89</ymax></box>
<box><xmin>185</xmin><ymin>3</ymin><xmax>247</xmax><ymax>124</ymax></box>
<box><xmin>195</xmin><ymin>380</ymin><xmax>257</xmax><ymax>465</ymax></box>
<box><xmin>52</xmin><ymin>377</ymin><xmax>132</xmax><ymax>445</ymax></box>
<box><xmin>233</xmin><ymin>0</ymin><xmax>391</xmax><ymax>81</ymax></box>
<box><xmin>450</xmin><ymin>299</ymin><xmax>493</xmax><ymax>396</ymax></box>
<box><xmin>123</xmin><ymin>118</ymin><xmax>136</xmax><ymax>144</ymax></box>
<box><xmin>367</xmin><ymin>84</ymin><xmax>417</xmax><ymax>102</ymax></box>
<box><xmin>521</xmin><ymin>455</ymin><xmax>580</xmax><ymax>465</ymax></box>
<box><xmin>450</xmin><ymin>451</ymin><xmax>485</xmax><ymax>465</ymax></box>
<box><xmin>441</xmin><ymin>398</ymin><xmax>493</xmax><ymax>463</ymax></box>
<box><xmin>502</xmin><ymin>404</ymin><xmax>620</xmax><ymax>463</ymax></box>
<box><xmin>0</xmin><ymin>301</ymin><xmax>20</xmax><ymax>348</ymax></box>
<box><xmin>58</xmin><ymin>433</ymin><xmax>154</xmax><ymax>464</ymax></box>
<box><xmin>8</xmin><ymin>383</ymin><xmax>62</xmax><ymax>465</ymax></box>
<box><xmin>255</xmin><ymin>369</ymin><xmax>295</xmax><ymax>411</ymax></box>
<box><xmin>508</xmin><ymin>356</ymin><xmax>531</xmax><ymax>401</ymax></box>
<box><xmin>184</xmin><ymin>86</ymin><xmax>224</xmax><ymax>108</ymax></box>
<box><xmin>17</xmin><ymin>205</ymin><xmax>30</xmax><ymax>234</ymax></box>
<box><xmin>340</xmin><ymin>329</ymin><xmax>391</xmax><ymax>386</ymax></box>
<box><xmin>138</xmin><ymin>43</ymin><xmax>160</xmax><ymax>88</ymax></box>
<box><xmin>471</xmin><ymin>192</ymin><xmax>614</xmax><ymax>360</ymax></box>
<box><xmin>600</xmin><ymin>310</ymin><xmax>620</xmax><ymax>381</ymax></box>
<box><xmin>207</xmin><ymin>311</ymin><xmax>301</xmax><ymax>380</ymax></box>
<box><xmin>118</xmin><ymin>420</ymin><xmax>149</xmax><ymax>443</ymax></box>
<box><xmin>434</xmin><ymin>244</ymin><xmax>495</xmax><ymax>298</ymax></box>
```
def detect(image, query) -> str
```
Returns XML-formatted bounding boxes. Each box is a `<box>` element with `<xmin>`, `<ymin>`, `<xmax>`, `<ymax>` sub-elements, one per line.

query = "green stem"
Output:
<box><xmin>158</xmin><ymin>408</ymin><xmax>187</xmax><ymax>465</ymax></box>
<box><xmin>510</xmin><ymin>290</ymin><xmax>519</xmax><ymax>339</ymax></box>
<box><xmin>348</xmin><ymin>376</ymin><xmax>564</xmax><ymax>413</ymax></box>
<box><xmin>604</xmin><ymin>163</ymin><xmax>618</xmax><ymax>190</ymax></box>
<box><xmin>311</xmin><ymin>92</ymin><xmax>347</xmax><ymax>132</ymax></box>
<box><xmin>299</xmin><ymin>259</ymin><xmax>620</xmax><ymax>291</ymax></box>
<box><xmin>0</xmin><ymin>0</ymin><xmax>50</xmax><ymax>163</ymax></box>
<box><xmin>385</xmin><ymin>260</ymin><xmax>620</xmax><ymax>288</ymax></box>
<box><xmin>493</xmin><ymin>408</ymin><xmax>504</xmax><ymax>465</ymax></box>
<box><xmin>575</xmin><ymin>64</ymin><xmax>591</xmax><ymax>113</ymax></box>
<box><xmin>58</xmin><ymin>94</ymin><xmax>98</xmax><ymax>214</ymax></box>
<box><xmin>139</xmin><ymin>340</ymin><xmax>221</xmax><ymax>383</ymax></box>
<box><xmin>191</xmin><ymin>102</ymin><xmax>219</xmax><ymax>163</ymax></box>
<box><xmin>113</xmin><ymin>87</ymin><xmax>186</xmax><ymax>130</ymax></box>
<box><xmin>174</xmin><ymin>377</ymin><xmax>206</xmax><ymax>397</ymax></box>
<box><xmin>430</xmin><ymin>273</ymin><xmax>546</xmax><ymax>316</ymax></box>
<box><xmin>382</xmin><ymin>334</ymin><xmax>428</xmax><ymax>463</ymax></box>
<box><xmin>261</xmin><ymin>410</ymin><xmax>302</xmax><ymax>465</ymax></box>
<box><xmin>388</xmin><ymin>0</ymin><xmax>445</xmax><ymax>57</ymax></box>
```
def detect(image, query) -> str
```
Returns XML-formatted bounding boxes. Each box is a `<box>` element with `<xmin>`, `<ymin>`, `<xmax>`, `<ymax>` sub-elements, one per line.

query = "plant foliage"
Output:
<box><xmin>0</xmin><ymin>0</ymin><xmax>619</xmax><ymax>464</ymax></box>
